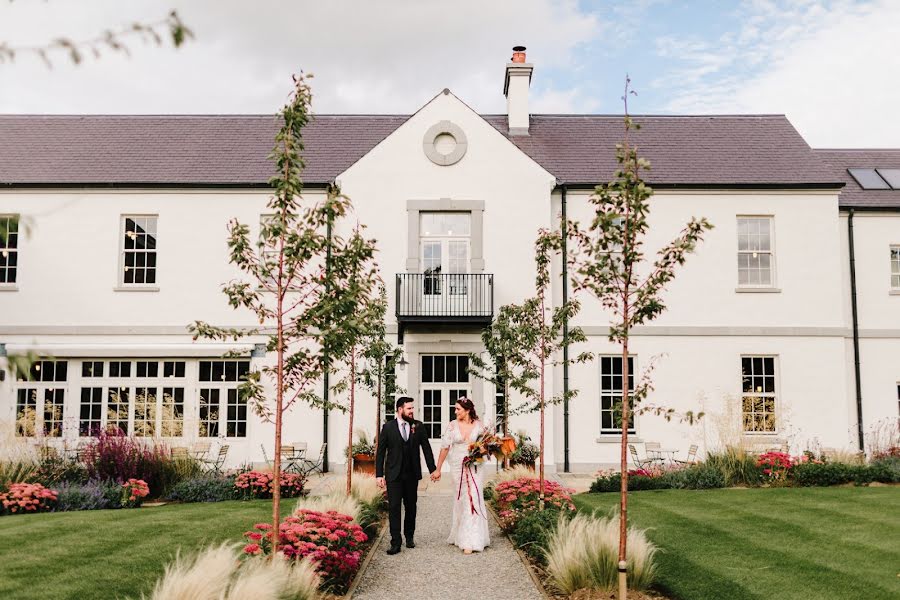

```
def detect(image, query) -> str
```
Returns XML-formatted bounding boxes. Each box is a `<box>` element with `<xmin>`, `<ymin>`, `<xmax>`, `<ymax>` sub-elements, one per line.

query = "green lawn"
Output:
<box><xmin>574</xmin><ymin>487</ymin><xmax>900</xmax><ymax>600</ymax></box>
<box><xmin>0</xmin><ymin>500</ymin><xmax>273</xmax><ymax>600</ymax></box>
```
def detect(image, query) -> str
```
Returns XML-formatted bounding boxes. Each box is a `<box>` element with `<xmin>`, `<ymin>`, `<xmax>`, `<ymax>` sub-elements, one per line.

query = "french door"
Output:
<box><xmin>421</xmin><ymin>238</ymin><xmax>470</xmax><ymax>313</ymax></box>
<box><xmin>420</xmin><ymin>355</ymin><xmax>471</xmax><ymax>468</ymax></box>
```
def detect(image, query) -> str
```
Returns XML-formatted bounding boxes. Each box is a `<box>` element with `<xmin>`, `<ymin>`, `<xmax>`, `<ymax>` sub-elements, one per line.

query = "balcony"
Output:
<box><xmin>395</xmin><ymin>273</ymin><xmax>494</xmax><ymax>341</ymax></box>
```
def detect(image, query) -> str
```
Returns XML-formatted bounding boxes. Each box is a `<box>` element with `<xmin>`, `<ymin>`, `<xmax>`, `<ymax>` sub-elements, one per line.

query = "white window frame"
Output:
<box><xmin>0</xmin><ymin>214</ymin><xmax>19</xmax><ymax>289</ymax></box>
<box><xmin>599</xmin><ymin>354</ymin><xmax>637</xmax><ymax>435</ymax></box>
<box><xmin>736</xmin><ymin>216</ymin><xmax>776</xmax><ymax>289</ymax></box>
<box><xmin>118</xmin><ymin>214</ymin><xmax>159</xmax><ymax>289</ymax></box>
<box><xmin>78</xmin><ymin>359</ymin><xmax>187</xmax><ymax>438</ymax></box>
<box><xmin>14</xmin><ymin>360</ymin><xmax>68</xmax><ymax>438</ymax></box>
<box><xmin>740</xmin><ymin>355</ymin><xmax>779</xmax><ymax>435</ymax></box>
<box><xmin>890</xmin><ymin>246</ymin><xmax>900</xmax><ymax>290</ymax></box>
<box><xmin>197</xmin><ymin>359</ymin><xmax>250</xmax><ymax>439</ymax></box>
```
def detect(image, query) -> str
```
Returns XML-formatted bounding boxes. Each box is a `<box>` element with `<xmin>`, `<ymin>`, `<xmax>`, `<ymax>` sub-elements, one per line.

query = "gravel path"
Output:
<box><xmin>351</xmin><ymin>493</ymin><xmax>543</xmax><ymax>600</ymax></box>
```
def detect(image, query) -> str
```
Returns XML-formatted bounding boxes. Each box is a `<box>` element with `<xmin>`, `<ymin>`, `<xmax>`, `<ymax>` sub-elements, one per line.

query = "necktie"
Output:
<box><xmin>401</xmin><ymin>422</ymin><xmax>408</xmax><ymax>441</ymax></box>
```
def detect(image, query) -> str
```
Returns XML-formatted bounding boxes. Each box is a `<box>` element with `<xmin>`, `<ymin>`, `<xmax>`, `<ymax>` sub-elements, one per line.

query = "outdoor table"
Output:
<box><xmin>648</xmin><ymin>448</ymin><xmax>678</xmax><ymax>463</ymax></box>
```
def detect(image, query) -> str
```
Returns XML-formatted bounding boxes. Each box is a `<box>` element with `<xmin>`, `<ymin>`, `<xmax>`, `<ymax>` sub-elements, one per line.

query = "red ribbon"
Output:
<box><xmin>457</xmin><ymin>460</ymin><xmax>485</xmax><ymax>519</ymax></box>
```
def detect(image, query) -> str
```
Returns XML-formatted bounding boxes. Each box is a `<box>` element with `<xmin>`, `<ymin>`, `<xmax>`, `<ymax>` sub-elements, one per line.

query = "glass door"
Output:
<box><xmin>420</xmin><ymin>355</ymin><xmax>471</xmax><ymax>470</ymax></box>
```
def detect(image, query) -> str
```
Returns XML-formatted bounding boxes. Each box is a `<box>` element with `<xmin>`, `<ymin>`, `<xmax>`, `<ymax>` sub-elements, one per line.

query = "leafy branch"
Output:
<box><xmin>0</xmin><ymin>10</ymin><xmax>194</xmax><ymax>67</ymax></box>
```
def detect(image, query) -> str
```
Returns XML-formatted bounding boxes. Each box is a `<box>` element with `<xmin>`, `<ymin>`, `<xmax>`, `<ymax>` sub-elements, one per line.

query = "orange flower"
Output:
<box><xmin>500</xmin><ymin>436</ymin><xmax>517</xmax><ymax>456</ymax></box>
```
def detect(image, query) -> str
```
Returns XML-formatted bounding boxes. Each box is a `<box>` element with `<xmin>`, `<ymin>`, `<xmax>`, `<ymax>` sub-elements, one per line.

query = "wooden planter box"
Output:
<box><xmin>353</xmin><ymin>454</ymin><xmax>376</xmax><ymax>475</ymax></box>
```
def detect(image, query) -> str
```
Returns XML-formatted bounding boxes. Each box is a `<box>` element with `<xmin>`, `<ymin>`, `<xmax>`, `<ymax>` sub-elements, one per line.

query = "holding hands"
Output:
<box><xmin>430</xmin><ymin>470</ymin><xmax>441</xmax><ymax>482</ymax></box>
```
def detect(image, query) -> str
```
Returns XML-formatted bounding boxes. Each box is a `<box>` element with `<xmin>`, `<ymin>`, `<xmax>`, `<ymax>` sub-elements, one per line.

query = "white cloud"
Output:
<box><xmin>657</xmin><ymin>0</ymin><xmax>900</xmax><ymax>147</ymax></box>
<box><xmin>0</xmin><ymin>0</ymin><xmax>600</xmax><ymax>115</ymax></box>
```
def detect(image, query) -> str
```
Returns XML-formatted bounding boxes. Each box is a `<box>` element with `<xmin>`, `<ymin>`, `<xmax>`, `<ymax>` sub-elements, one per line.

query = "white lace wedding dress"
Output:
<box><xmin>441</xmin><ymin>420</ymin><xmax>491</xmax><ymax>552</ymax></box>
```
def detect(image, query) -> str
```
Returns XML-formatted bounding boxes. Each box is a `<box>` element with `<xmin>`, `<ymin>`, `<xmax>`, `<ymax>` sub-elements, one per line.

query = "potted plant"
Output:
<box><xmin>509</xmin><ymin>430</ymin><xmax>540</xmax><ymax>471</ymax></box>
<box><xmin>347</xmin><ymin>429</ymin><xmax>376</xmax><ymax>475</ymax></box>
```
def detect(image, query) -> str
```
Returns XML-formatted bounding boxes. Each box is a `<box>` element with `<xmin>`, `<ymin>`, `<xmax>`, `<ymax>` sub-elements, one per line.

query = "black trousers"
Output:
<box><xmin>386</xmin><ymin>474</ymin><xmax>418</xmax><ymax>546</ymax></box>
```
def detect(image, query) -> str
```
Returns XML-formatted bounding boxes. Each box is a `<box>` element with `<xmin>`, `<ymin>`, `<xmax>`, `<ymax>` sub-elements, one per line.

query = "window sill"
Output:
<box><xmin>735</xmin><ymin>287</ymin><xmax>781</xmax><ymax>293</ymax></box>
<box><xmin>596</xmin><ymin>435</ymin><xmax>640</xmax><ymax>444</ymax></box>
<box><xmin>113</xmin><ymin>286</ymin><xmax>160</xmax><ymax>292</ymax></box>
<box><xmin>0</xmin><ymin>285</ymin><xmax>18</xmax><ymax>292</ymax></box>
<box><xmin>889</xmin><ymin>290</ymin><xmax>900</xmax><ymax>296</ymax></box>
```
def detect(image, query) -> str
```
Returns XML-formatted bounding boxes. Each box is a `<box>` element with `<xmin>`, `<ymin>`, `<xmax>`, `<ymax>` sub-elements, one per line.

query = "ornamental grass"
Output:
<box><xmin>545</xmin><ymin>512</ymin><xmax>657</xmax><ymax>595</ymax></box>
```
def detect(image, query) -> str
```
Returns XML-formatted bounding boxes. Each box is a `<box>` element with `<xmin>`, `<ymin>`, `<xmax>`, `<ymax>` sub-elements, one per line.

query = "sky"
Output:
<box><xmin>0</xmin><ymin>0</ymin><xmax>897</xmax><ymax>148</ymax></box>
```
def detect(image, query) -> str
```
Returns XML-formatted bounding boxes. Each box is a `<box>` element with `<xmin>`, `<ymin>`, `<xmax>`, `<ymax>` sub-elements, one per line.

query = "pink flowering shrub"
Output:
<box><xmin>757</xmin><ymin>451</ymin><xmax>794</xmax><ymax>481</ymax></box>
<box><xmin>243</xmin><ymin>509</ymin><xmax>368</xmax><ymax>592</ymax></box>
<box><xmin>233</xmin><ymin>470</ymin><xmax>305</xmax><ymax>500</ymax></box>
<box><xmin>0</xmin><ymin>483</ymin><xmax>58</xmax><ymax>515</ymax></box>
<box><xmin>121</xmin><ymin>478</ymin><xmax>150</xmax><ymax>508</ymax></box>
<box><xmin>492</xmin><ymin>477</ymin><xmax>575</xmax><ymax>532</ymax></box>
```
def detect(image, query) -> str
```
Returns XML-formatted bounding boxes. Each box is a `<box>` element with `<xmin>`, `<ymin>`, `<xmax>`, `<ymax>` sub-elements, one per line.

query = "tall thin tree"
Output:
<box><xmin>471</xmin><ymin>230</ymin><xmax>590</xmax><ymax>506</ymax></box>
<box><xmin>567</xmin><ymin>77</ymin><xmax>713</xmax><ymax>599</ymax></box>
<box><xmin>191</xmin><ymin>74</ymin><xmax>378</xmax><ymax>550</ymax></box>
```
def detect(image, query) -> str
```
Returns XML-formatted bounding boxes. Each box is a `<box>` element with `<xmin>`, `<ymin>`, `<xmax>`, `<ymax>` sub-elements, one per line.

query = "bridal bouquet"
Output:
<box><xmin>462</xmin><ymin>429</ymin><xmax>517</xmax><ymax>471</ymax></box>
<box><xmin>457</xmin><ymin>428</ymin><xmax>517</xmax><ymax>518</ymax></box>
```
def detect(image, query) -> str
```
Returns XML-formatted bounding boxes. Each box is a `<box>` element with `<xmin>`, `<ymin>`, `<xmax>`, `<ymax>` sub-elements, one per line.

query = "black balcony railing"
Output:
<box><xmin>395</xmin><ymin>273</ymin><xmax>494</xmax><ymax>320</ymax></box>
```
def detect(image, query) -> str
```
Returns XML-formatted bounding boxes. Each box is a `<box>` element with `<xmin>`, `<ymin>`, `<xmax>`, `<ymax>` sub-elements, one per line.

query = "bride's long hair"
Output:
<box><xmin>456</xmin><ymin>397</ymin><xmax>478</xmax><ymax>422</ymax></box>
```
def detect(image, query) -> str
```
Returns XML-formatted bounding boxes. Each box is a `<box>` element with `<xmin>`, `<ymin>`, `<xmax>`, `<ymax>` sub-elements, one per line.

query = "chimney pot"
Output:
<box><xmin>511</xmin><ymin>45</ymin><xmax>527</xmax><ymax>63</ymax></box>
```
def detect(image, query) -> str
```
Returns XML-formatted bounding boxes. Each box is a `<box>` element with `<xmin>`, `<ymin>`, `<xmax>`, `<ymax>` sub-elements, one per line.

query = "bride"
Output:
<box><xmin>433</xmin><ymin>397</ymin><xmax>491</xmax><ymax>554</ymax></box>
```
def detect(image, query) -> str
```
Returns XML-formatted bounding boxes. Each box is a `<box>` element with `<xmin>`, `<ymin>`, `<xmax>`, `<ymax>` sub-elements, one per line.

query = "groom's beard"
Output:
<box><xmin>400</xmin><ymin>413</ymin><xmax>414</xmax><ymax>423</ymax></box>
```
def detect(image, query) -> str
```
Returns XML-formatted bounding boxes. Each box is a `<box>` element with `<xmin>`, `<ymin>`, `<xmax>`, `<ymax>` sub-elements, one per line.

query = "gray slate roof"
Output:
<box><xmin>0</xmin><ymin>113</ymin><xmax>843</xmax><ymax>188</ymax></box>
<box><xmin>815</xmin><ymin>149</ymin><xmax>900</xmax><ymax>210</ymax></box>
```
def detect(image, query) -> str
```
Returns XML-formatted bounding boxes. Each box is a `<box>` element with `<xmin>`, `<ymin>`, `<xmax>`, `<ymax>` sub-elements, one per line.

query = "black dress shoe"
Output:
<box><xmin>386</xmin><ymin>545</ymin><xmax>401</xmax><ymax>555</ymax></box>
<box><xmin>406</xmin><ymin>538</ymin><xmax>415</xmax><ymax>548</ymax></box>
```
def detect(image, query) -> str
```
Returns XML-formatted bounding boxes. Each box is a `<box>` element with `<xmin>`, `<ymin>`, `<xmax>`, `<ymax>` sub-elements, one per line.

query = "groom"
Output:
<box><xmin>375</xmin><ymin>396</ymin><xmax>439</xmax><ymax>555</ymax></box>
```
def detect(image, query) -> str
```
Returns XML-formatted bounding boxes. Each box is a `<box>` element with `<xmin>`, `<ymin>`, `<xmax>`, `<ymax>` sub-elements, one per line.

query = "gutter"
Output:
<box><xmin>561</xmin><ymin>184</ymin><xmax>570</xmax><ymax>473</ymax></box>
<box><xmin>847</xmin><ymin>209</ymin><xmax>865</xmax><ymax>452</ymax></box>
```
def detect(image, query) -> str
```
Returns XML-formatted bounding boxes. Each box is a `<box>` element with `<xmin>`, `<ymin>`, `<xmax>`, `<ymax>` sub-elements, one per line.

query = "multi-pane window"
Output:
<box><xmin>495</xmin><ymin>362</ymin><xmax>506</xmax><ymax>434</ymax></box>
<box><xmin>420</xmin><ymin>212</ymin><xmax>471</xmax><ymax>296</ymax></box>
<box><xmin>600</xmin><ymin>356</ymin><xmax>635</xmax><ymax>434</ymax></box>
<box><xmin>737</xmin><ymin>217</ymin><xmax>775</xmax><ymax>287</ymax></box>
<box><xmin>79</xmin><ymin>388</ymin><xmax>103</xmax><ymax>436</ymax></box>
<box><xmin>420</xmin><ymin>355</ymin><xmax>470</xmax><ymax>439</ymax></box>
<box><xmin>741</xmin><ymin>356</ymin><xmax>777</xmax><ymax>433</ymax></box>
<box><xmin>891</xmin><ymin>247</ymin><xmax>900</xmax><ymax>289</ymax></box>
<box><xmin>0</xmin><ymin>215</ymin><xmax>19</xmax><ymax>285</ymax></box>
<box><xmin>107</xmin><ymin>387</ymin><xmax>130</xmax><ymax>434</ymax></box>
<box><xmin>422</xmin><ymin>389</ymin><xmax>442</xmax><ymax>439</ymax></box>
<box><xmin>198</xmin><ymin>360</ymin><xmax>250</xmax><ymax>438</ymax></box>
<box><xmin>421</xmin><ymin>355</ymin><xmax>469</xmax><ymax>385</ymax></box>
<box><xmin>383</xmin><ymin>355</ymin><xmax>397</xmax><ymax>424</ymax></box>
<box><xmin>121</xmin><ymin>216</ymin><xmax>157</xmax><ymax>285</ymax></box>
<box><xmin>134</xmin><ymin>387</ymin><xmax>157</xmax><ymax>436</ymax></box>
<box><xmin>15</xmin><ymin>360</ymin><xmax>68</xmax><ymax>437</ymax></box>
<box><xmin>161</xmin><ymin>387</ymin><xmax>185</xmax><ymax>437</ymax></box>
<box><xmin>78</xmin><ymin>359</ymin><xmax>186</xmax><ymax>438</ymax></box>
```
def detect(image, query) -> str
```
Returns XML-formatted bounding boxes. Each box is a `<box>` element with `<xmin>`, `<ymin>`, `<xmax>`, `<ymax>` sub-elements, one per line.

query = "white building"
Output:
<box><xmin>2</xmin><ymin>50</ymin><xmax>898</xmax><ymax>472</ymax></box>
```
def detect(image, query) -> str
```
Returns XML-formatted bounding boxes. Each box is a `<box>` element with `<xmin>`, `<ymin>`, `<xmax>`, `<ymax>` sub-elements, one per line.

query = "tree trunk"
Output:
<box><xmin>538</xmin><ymin>291</ymin><xmax>546</xmax><ymax>510</ymax></box>
<box><xmin>503</xmin><ymin>373</ymin><xmax>510</xmax><ymax>469</ymax></box>
<box><xmin>346</xmin><ymin>347</ymin><xmax>356</xmax><ymax>496</ymax></box>
<box><xmin>618</xmin><ymin>336</ymin><xmax>630</xmax><ymax>599</ymax></box>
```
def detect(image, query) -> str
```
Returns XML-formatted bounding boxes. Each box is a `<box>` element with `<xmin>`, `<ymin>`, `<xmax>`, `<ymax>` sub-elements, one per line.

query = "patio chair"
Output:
<box><xmin>628</xmin><ymin>444</ymin><xmax>662</xmax><ymax>470</ymax></box>
<box><xmin>201</xmin><ymin>445</ymin><xmax>229</xmax><ymax>474</ymax></box>
<box><xmin>260</xmin><ymin>444</ymin><xmax>274</xmax><ymax>470</ymax></box>
<box><xmin>301</xmin><ymin>443</ymin><xmax>326</xmax><ymax>477</ymax></box>
<box><xmin>674</xmin><ymin>444</ymin><xmax>699</xmax><ymax>465</ymax></box>
<box><xmin>171</xmin><ymin>447</ymin><xmax>190</xmax><ymax>460</ymax></box>
<box><xmin>191</xmin><ymin>441</ymin><xmax>211</xmax><ymax>461</ymax></box>
<box><xmin>280</xmin><ymin>445</ymin><xmax>306</xmax><ymax>474</ymax></box>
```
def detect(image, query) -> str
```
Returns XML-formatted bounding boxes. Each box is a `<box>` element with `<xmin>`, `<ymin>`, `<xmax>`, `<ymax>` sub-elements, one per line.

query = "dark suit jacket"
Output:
<box><xmin>375</xmin><ymin>418</ymin><xmax>437</xmax><ymax>482</ymax></box>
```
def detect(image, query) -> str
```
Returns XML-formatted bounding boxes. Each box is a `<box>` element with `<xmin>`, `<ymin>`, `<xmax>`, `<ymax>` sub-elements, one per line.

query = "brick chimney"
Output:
<box><xmin>504</xmin><ymin>45</ymin><xmax>532</xmax><ymax>136</ymax></box>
